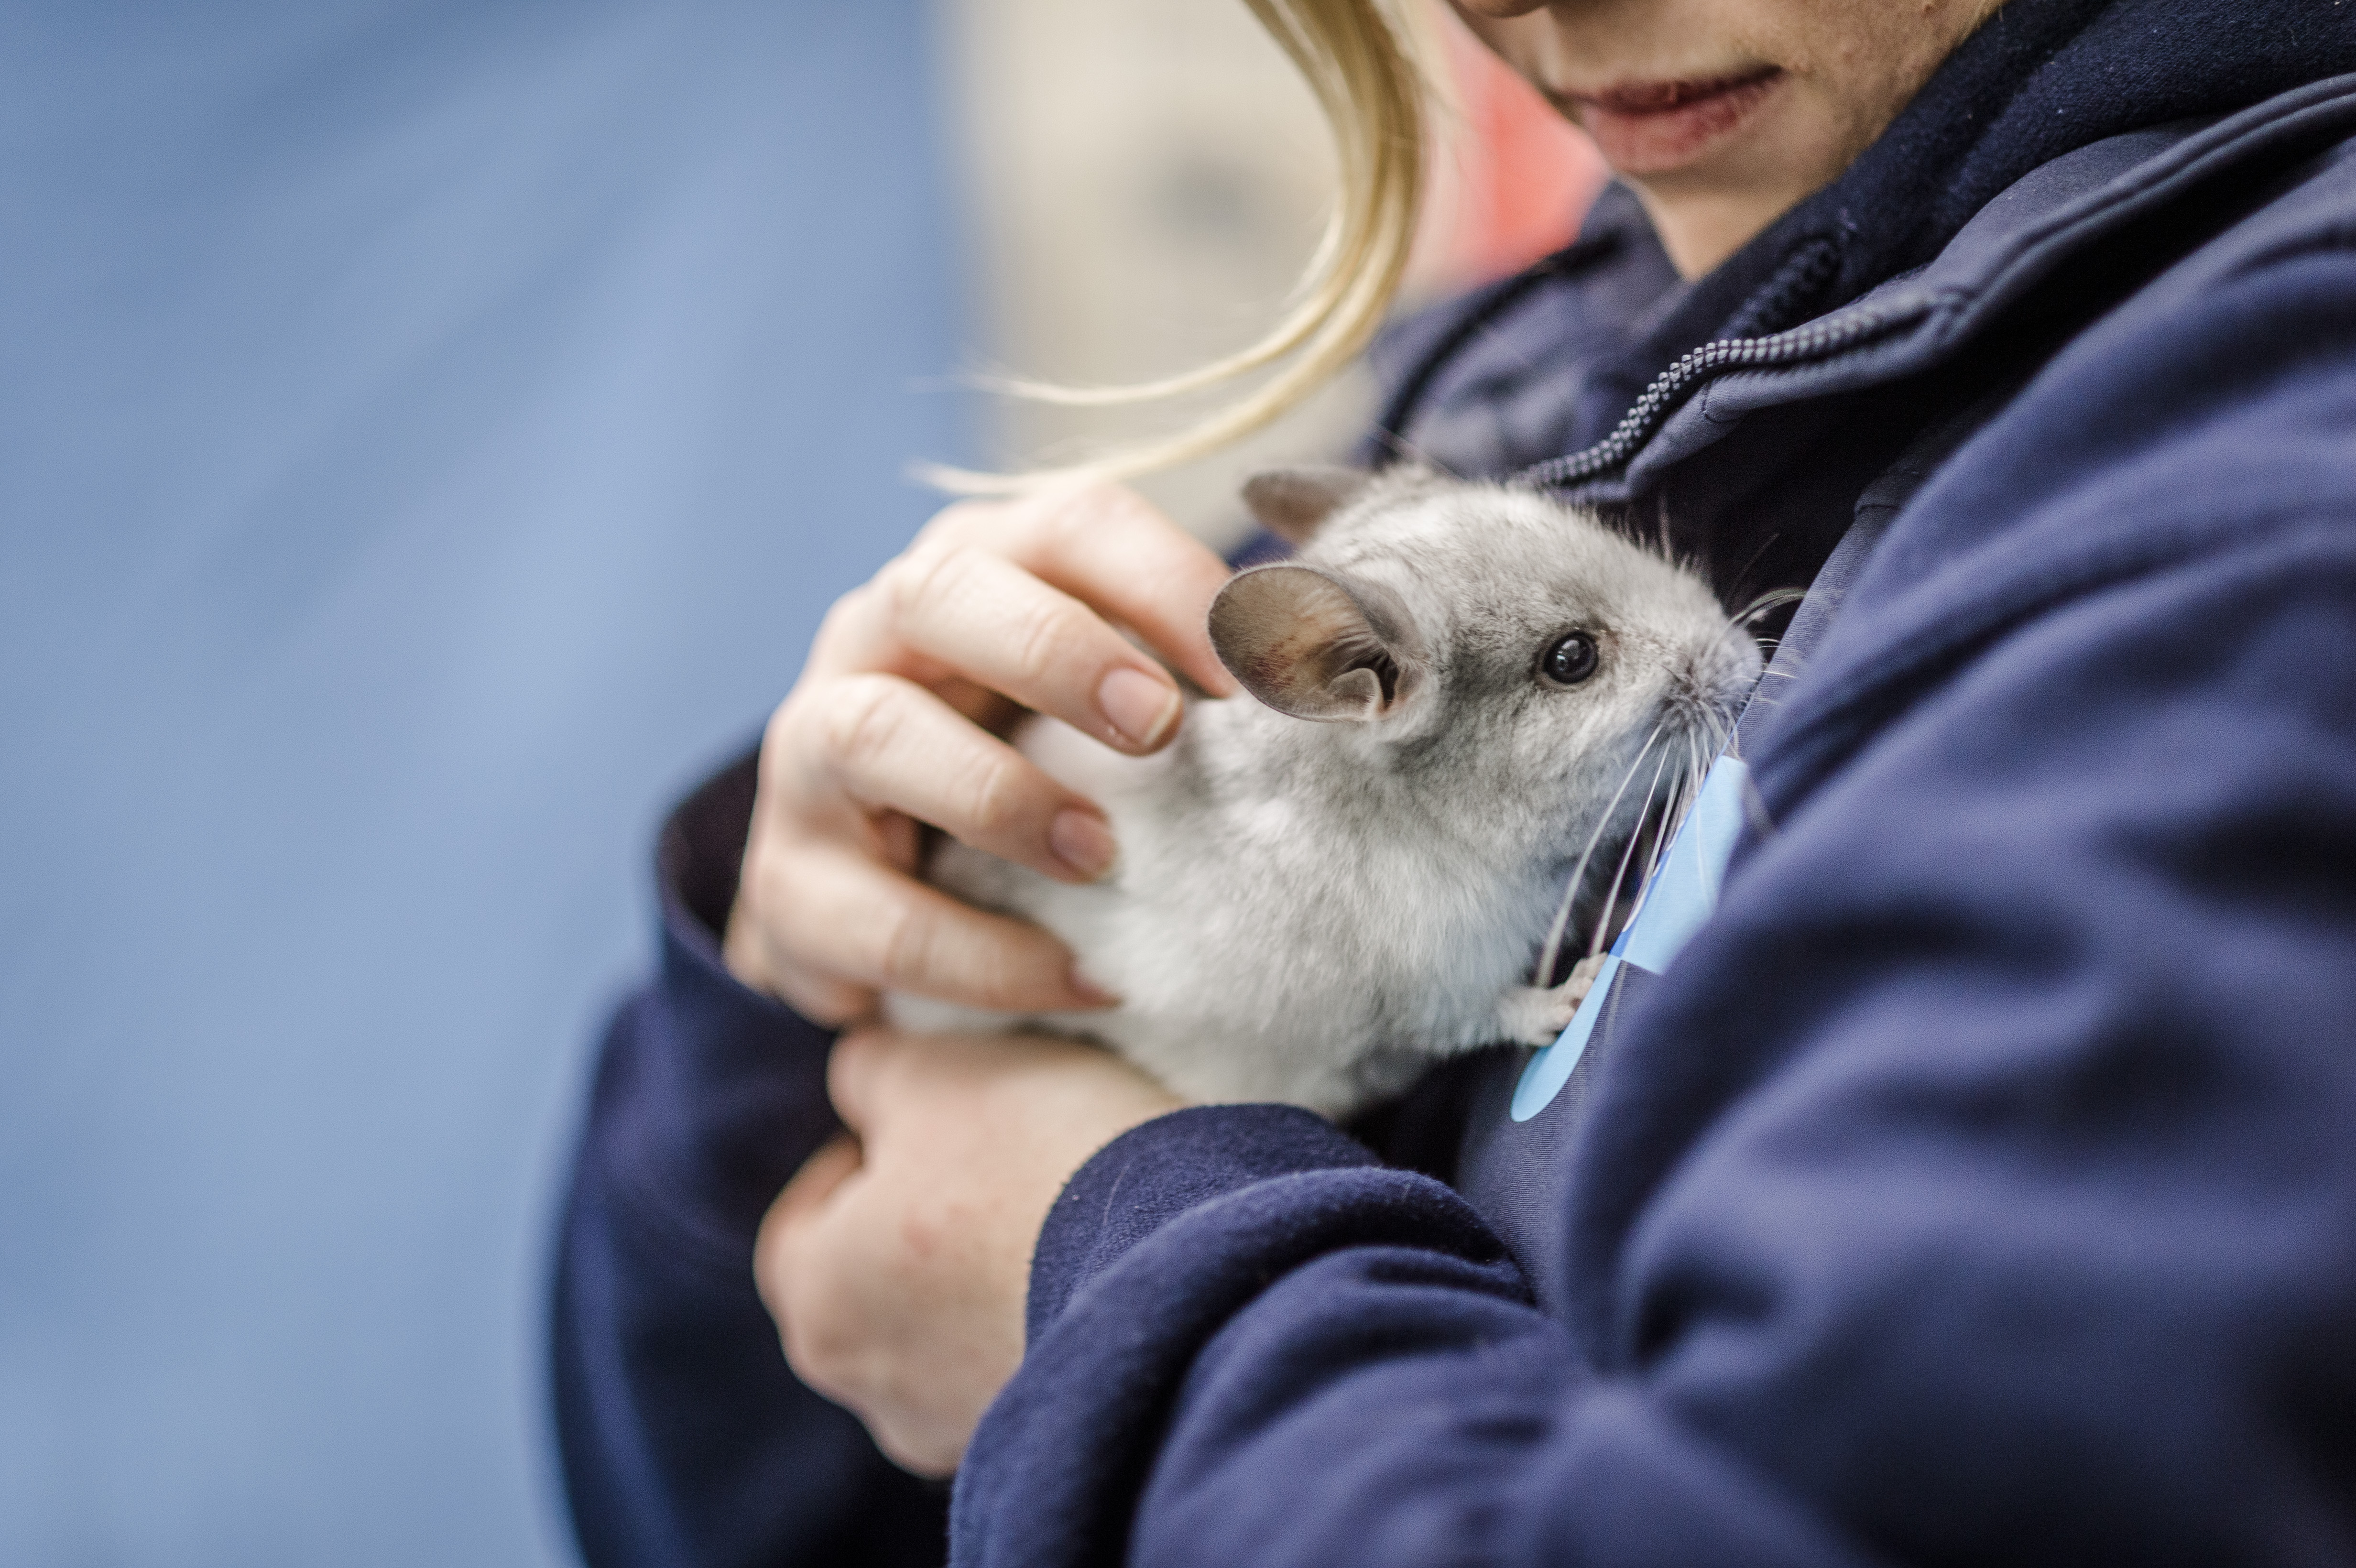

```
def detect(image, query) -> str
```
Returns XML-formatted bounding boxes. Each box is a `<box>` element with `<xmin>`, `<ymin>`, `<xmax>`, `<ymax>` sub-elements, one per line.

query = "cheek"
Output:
<box><xmin>1754</xmin><ymin>0</ymin><xmax>1991</xmax><ymax>116</ymax></box>
<box><xmin>1445</xmin><ymin>4</ymin><xmax>1557</xmax><ymax>91</ymax></box>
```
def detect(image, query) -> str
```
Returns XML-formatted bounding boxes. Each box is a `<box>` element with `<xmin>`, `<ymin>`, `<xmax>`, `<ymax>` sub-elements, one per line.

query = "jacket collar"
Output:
<box><xmin>1572</xmin><ymin>0</ymin><xmax>2356</xmax><ymax>442</ymax></box>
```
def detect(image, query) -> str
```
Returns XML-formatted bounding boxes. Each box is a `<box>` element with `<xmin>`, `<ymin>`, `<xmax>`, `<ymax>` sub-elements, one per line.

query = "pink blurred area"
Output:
<box><xmin>1418</xmin><ymin>5</ymin><xmax>1612</xmax><ymax>291</ymax></box>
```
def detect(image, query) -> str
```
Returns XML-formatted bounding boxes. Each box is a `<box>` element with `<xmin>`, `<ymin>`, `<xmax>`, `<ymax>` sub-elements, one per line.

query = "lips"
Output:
<box><xmin>1569</xmin><ymin>66</ymin><xmax>1785</xmax><ymax>175</ymax></box>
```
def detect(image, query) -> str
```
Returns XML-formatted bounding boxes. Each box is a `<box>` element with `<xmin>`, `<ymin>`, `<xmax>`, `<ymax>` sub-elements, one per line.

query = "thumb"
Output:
<box><xmin>755</xmin><ymin>1133</ymin><xmax>863</xmax><ymax>1313</ymax></box>
<box><xmin>775</xmin><ymin>1131</ymin><xmax>863</xmax><ymax>1222</ymax></box>
<box><xmin>824</xmin><ymin>1025</ymin><xmax>909</xmax><ymax>1138</ymax></box>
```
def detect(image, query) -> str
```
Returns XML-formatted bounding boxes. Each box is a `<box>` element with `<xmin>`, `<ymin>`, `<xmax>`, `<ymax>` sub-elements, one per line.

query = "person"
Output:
<box><xmin>551</xmin><ymin>0</ymin><xmax>2356</xmax><ymax>1562</ymax></box>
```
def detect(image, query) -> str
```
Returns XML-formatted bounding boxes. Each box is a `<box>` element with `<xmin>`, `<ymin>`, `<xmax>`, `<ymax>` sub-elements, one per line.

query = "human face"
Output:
<box><xmin>1451</xmin><ymin>0</ymin><xmax>1999</xmax><ymax>277</ymax></box>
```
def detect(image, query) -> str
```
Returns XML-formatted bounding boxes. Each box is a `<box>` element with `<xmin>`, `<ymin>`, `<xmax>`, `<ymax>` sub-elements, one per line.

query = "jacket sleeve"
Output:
<box><xmin>948</xmin><ymin>213</ymin><xmax>2356</xmax><ymax>1562</ymax></box>
<box><xmin>551</xmin><ymin>754</ymin><xmax>947</xmax><ymax>1568</ymax></box>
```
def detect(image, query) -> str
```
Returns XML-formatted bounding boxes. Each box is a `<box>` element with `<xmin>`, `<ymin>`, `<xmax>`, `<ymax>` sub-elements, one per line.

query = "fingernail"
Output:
<box><xmin>1049</xmin><ymin>808</ymin><xmax>1118</xmax><ymax>881</ymax></box>
<box><xmin>1068</xmin><ymin>964</ymin><xmax>1120</xmax><ymax>1008</ymax></box>
<box><xmin>1098</xmin><ymin>666</ymin><xmax>1180</xmax><ymax>749</ymax></box>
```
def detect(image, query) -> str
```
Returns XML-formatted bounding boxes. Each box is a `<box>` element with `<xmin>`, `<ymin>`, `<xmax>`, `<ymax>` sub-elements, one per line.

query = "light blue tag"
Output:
<box><xmin>1509</xmin><ymin>754</ymin><xmax>1751</xmax><ymax>1122</ymax></box>
<box><xmin>1507</xmin><ymin>953</ymin><xmax>1620</xmax><ymax>1121</ymax></box>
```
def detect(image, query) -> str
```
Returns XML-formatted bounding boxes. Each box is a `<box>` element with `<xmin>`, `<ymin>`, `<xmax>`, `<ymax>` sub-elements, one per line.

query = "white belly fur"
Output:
<box><xmin>885</xmin><ymin>713</ymin><xmax>1549</xmax><ymax>1116</ymax></box>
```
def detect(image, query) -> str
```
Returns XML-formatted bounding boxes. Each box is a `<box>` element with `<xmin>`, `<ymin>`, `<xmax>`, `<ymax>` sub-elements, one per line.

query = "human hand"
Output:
<box><xmin>723</xmin><ymin>483</ymin><xmax>1238</xmax><ymax>1025</ymax></box>
<box><xmin>754</xmin><ymin>1024</ymin><xmax>1183</xmax><ymax>1476</ymax></box>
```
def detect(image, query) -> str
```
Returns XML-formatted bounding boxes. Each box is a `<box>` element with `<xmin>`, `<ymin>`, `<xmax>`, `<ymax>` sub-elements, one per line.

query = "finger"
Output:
<box><xmin>1002</xmin><ymin>484</ymin><xmax>1241</xmax><ymax>698</ymax></box>
<box><xmin>865</xmin><ymin>1416</ymin><xmax>961</xmax><ymax>1482</ymax></box>
<box><xmin>771</xmin><ymin>1132</ymin><xmax>864</xmax><ymax>1225</ymax></box>
<box><xmin>930</xmin><ymin>675</ymin><xmax>1019</xmax><ymax>731</ymax></box>
<box><xmin>755</xmin><ymin>1154</ymin><xmax>866</xmax><ymax>1404</ymax></box>
<box><xmin>820</xmin><ymin>489</ymin><xmax>1236</xmax><ymax>721</ymax></box>
<box><xmin>820</xmin><ymin>1025</ymin><xmax>1026</xmax><ymax>1137</ymax></box>
<box><xmin>824</xmin><ymin>1027</ymin><xmax>898</xmax><ymax>1137</ymax></box>
<box><xmin>876</xmin><ymin>544</ymin><xmax>1189</xmax><ymax>755</ymax></box>
<box><xmin>799</xmin><ymin>673</ymin><xmax>1118</xmax><ymax>884</ymax></box>
<box><xmin>802</xmin><ymin>578</ymin><xmax>1034</xmax><ymax>722</ymax></box>
<box><xmin>723</xmin><ymin>909</ymin><xmax>878</xmax><ymax>1027</ymax></box>
<box><xmin>755</xmin><ymin>839</ymin><xmax>1114</xmax><ymax>1014</ymax></box>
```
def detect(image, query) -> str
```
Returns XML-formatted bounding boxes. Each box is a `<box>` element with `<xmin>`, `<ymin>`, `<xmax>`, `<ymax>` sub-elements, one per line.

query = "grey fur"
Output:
<box><xmin>887</xmin><ymin>468</ymin><xmax>1761</xmax><ymax>1117</ymax></box>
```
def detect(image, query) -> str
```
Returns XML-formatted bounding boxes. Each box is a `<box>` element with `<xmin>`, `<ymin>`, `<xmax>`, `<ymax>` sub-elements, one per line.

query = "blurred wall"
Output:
<box><xmin>944</xmin><ymin>0</ymin><xmax>1603</xmax><ymax>544</ymax></box>
<box><xmin>0</xmin><ymin>2</ymin><xmax>962</xmax><ymax>1563</ymax></box>
<box><xmin>0</xmin><ymin>0</ymin><xmax>1601</xmax><ymax>1559</ymax></box>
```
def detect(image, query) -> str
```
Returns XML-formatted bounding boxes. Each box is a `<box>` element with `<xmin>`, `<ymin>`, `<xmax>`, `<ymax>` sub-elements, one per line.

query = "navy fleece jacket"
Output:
<box><xmin>554</xmin><ymin>2</ymin><xmax>2356</xmax><ymax>1564</ymax></box>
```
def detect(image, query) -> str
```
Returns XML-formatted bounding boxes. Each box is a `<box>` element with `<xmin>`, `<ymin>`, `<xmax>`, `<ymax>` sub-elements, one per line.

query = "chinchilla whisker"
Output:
<box><xmin>1644</xmin><ymin>731</ymin><xmax>1706</xmax><ymax>891</ymax></box>
<box><xmin>1592</xmin><ymin>772</ymin><xmax>1668</xmax><ymax>965</ymax></box>
<box><xmin>1391</xmin><ymin>432</ymin><xmax>1466</xmax><ymax>481</ymax></box>
<box><xmin>1590</xmin><ymin>746</ymin><xmax>1673</xmax><ymax>961</ymax></box>
<box><xmin>1644</xmin><ymin>741</ymin><xmax>1685</xmax><ymax>884</ymax></box>
<box><xmin>1532</xmin><ymin>863</ymin><xmax>1584</xmax><ymax>993</ymax></box>
<box><xmin>1539</xmin><ymin>720</ymin><xmax>1666</xmax><ymax>981</ymax></box>
<box><xmin>1537</xmin><ymin>720</ymin><xmax>1665</xmax><ymax>984</ymax></box>
<box><xmin>1735</xmin><ymin>587</ymin><xmax>1806</xmax><ymax>626</ymax></box>
<box><xmin>1647</xmin><ymin>768</ymin><xmax>1687</xmax><ymax>890</ymax></box>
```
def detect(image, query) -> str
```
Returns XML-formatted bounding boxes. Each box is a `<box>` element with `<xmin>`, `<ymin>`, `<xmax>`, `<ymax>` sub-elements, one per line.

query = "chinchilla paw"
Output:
<box><xmin>1496</xmin><ymin>954</ymin><xmax>1607</xmax><ymax>1045</ymax></box>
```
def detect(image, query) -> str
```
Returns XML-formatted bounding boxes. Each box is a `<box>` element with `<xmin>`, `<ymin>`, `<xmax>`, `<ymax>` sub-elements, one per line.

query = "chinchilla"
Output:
<box><xmin>888</xmin><ymin>466</ymin><xmax>1762</xmax><ymax>1117</ymax></box>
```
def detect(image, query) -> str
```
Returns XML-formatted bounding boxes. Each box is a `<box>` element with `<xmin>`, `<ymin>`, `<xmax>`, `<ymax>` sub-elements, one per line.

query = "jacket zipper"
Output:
<box><xmin>1515</xmin><ymin>299</ymin><xmax>1923</xmax><ymax>492</ymax></box>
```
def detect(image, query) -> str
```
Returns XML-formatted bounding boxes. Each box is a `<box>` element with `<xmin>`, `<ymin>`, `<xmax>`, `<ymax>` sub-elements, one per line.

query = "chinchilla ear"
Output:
<box><xmin>1207</xmin><ymin>562</ymin><xmax>1428</xmax><ymax>723</ymax></box>
<box><xmin>1240</xmin><ymin>466</ymin><xmax>1368</xmax><ymax>547</ymax></box>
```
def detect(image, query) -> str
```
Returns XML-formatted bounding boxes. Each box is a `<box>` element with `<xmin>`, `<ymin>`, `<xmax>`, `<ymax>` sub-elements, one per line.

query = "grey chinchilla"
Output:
<box><xmin>887</xmin><ymin>466</ymin><xmax>1762</xmax><ymax>1117</ymax></box>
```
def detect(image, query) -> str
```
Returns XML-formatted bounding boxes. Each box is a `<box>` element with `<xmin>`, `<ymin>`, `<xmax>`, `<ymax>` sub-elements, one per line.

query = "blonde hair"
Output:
<box><xmin>928</xmin><ymin>0</ymin><xmax>1430</xmax><ymax>493</ymax></box>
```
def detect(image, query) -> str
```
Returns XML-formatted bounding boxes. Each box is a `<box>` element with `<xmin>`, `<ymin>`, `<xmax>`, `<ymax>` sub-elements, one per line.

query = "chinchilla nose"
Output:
<box><xmin>1673</xmin><ymin>626</ymin><xmax>1762</xmax><ymax>721</ymax></box>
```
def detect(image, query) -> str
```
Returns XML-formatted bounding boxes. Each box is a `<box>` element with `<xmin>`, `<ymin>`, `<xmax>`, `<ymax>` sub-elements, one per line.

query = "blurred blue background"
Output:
<box><xmin>0</xmin><ymin>1</ymin><xmax>963</xmax><ymax>1561</ymax></box>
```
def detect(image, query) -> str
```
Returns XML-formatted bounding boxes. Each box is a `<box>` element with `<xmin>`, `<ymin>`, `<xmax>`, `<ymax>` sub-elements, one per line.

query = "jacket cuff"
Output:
<box><xmin>588</xmin><ymin>750</ymin><xmax>844</xmax><ymax>1281</ymax></box>
<box><xmin>1026</xmin><ymin>1104</ymin><xmax>1381</xmax><ymax>1340</ymax></box>
<box><xmin>965</xmin><ymin>1106</ymin><xmax>1517</xmax><ymax>1568</ymax></box>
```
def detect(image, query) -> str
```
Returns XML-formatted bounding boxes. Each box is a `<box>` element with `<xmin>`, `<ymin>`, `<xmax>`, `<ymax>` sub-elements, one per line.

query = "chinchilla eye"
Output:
<box><xmin>1539</xmin><ymin>631</ymin><xmax>1599</xmax><ymax>687</ymax></box>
